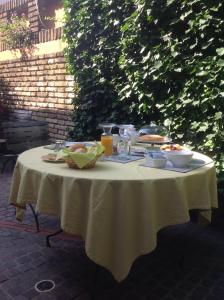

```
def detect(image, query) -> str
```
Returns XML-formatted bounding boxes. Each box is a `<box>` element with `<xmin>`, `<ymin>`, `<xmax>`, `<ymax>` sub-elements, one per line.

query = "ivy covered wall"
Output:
<box><xmin>63</xmin><ymin>0</ymin><xmax>224</xmax><ymax>174</ymax></box>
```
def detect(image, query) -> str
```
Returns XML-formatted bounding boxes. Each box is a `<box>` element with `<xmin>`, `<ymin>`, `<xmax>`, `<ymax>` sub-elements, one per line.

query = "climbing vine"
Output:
<box><xmin>63</xmin><ymin>0</ymin><xmax>224</xmax><ymax>175</ymax></box>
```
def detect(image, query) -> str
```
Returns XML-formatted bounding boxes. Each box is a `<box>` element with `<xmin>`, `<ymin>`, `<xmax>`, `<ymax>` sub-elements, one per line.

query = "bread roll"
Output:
<box><xmin>46</xmin><ymin>153</ymin><xmax>57</xmax><ymax>161</ymax></box>
<box><xmin>74</xmin><ymin>148</ymin><xmax>87</xmax><ymax>153</ymax></box>
<box><xmin>69</xmin><ymin>143</ymin><xmax>86</xmax><ymax>152</ymax></box>
<box><xmin>139</xmin><ymin>134</ymin><xmax>165</xmax><ymax>142</ymax></box>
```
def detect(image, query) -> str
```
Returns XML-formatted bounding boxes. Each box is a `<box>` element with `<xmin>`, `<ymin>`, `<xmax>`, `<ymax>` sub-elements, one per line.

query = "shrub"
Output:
<box><xmin>63</xmin><ymin>0</ymin><xmax>136</xmax><ymax>141</ymax></box>
<box><xmin>63</xmin><ymin>0</ymin><xmax>224</xmax><ymax>174</ymax></box>
<box><xmin>0</xmin><ymin>13</ymin><xmax>35</xmax><ymax>58</ymax></box>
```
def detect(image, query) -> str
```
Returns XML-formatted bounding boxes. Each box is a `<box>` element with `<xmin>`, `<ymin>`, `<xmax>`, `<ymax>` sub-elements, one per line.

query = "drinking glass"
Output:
<box><xmin>117</xmin><ymin>125</ymin><xmax>134</xmax><ymax>157</ymax></box>
<box><xmin>54</xmin><ymin>140</ymin><xmax>65</xmax><ymax>152</ymax></box>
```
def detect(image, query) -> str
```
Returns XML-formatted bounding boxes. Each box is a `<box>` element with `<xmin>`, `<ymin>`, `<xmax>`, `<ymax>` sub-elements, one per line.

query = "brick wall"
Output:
<box><xmin>0</xmin><ymin>52</ymin><xmax>75</xmax><ymax>140</ymax></box>
<box><xmin>0</xmin><ymin>0</ymin><xmax>75</xmax><ymax>141</ymax></box>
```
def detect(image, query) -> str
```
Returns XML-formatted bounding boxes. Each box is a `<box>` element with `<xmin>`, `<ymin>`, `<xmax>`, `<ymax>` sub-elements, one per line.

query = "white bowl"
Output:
<box><xmin>165</xmin><ymin>150</ymin><xmax>193</xmax><ymax>168</ymax></box>
<box><xmin>146</xmin><ymin>157</ymin><xmax>167</xmax><ymax>168</ymax></box>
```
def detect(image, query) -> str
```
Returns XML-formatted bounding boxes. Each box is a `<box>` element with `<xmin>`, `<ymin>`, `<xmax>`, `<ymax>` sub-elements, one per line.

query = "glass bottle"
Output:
<box><xmin>99</xmin><ymin>123</ymin><xmax>115</xmax><ymax>156</ymax></box>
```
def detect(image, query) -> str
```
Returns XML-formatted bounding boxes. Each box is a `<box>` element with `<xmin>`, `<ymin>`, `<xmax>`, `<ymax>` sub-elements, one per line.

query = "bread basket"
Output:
<box><xmin>58</xmin><ymin>143</ymin><xmax>104</xmax><ymax>169</ymax></box>
<box><xmin>64</xmin><ymin>155</ymin><xmax>99</xmax><ymax>169</ymax></box>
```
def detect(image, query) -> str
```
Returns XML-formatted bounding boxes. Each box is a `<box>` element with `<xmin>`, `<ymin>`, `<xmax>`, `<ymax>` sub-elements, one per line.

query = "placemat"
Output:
<box><xmin>140</xmin><ymin>158</ymin><xmax>212</xmax><ymax>173</ymax></box>
<box><xmin>102</xmin><ymin>155</ymin><xmax>142</xmax><ymax>164</ymax></box>
<box><xmin>130</xmin><ymin>150</ymin><xmax>145</xmax><ymax>157</ymax></box>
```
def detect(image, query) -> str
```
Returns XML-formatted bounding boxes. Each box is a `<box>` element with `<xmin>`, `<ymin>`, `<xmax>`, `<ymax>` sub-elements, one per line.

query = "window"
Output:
<box><xmin>36</xmin><ymin>0</ymin><xmax>63</xmax><ymax>30</ymax></box>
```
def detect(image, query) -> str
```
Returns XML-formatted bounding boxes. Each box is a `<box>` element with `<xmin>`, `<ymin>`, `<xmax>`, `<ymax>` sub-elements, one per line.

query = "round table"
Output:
<box><xmin>9</xmin><ymin>146</ymin><xmax>218</xmax><ymax>281</ymax></box>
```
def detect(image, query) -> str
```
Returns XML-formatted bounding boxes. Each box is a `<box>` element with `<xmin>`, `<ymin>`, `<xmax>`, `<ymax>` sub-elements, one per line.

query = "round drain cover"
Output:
<box><xmin>35</xmin><ymin>280</ymin><xmax>55</xmax><ymax>293</ymax></box>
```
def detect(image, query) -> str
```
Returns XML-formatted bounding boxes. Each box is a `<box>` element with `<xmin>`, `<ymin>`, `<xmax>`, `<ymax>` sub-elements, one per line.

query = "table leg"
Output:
<box><xmin>190</xmin><ymin>209</ymin><xmax>200</xmax><ymax>223</ymax></box>
<box><xmin>28</xmin><ymin>204</ymin><xmax>40</xmax><ymax>233</ymax></box>
<box><xmin>46</xmin><ymin>229</ymin><xmax>63</xmax><ymax>247</ymax></box>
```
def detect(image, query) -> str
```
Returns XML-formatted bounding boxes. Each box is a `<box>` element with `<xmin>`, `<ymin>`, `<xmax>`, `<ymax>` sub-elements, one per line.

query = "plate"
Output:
<box><xmin>43</xmin><ymin>144</ymin><xmax>56</xmax><ymax>150</ymax></box>
<box><xmin>41</xmin><ymin>154</ymin><xmax>65</xmax><ymax>163</ymax></box>
<box><xmin>136</xmin><ymin>141</ymin><xmax>172</xmax><ymax>146</ymax></box>
<box><xmin>65</xmin><ymin>141</ymin><xmax>94</xmax><ymax>147</ymax></box>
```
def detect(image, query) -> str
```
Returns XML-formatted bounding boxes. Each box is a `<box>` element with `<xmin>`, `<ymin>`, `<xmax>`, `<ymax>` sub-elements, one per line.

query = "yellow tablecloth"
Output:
<box><xmin>9</xmin><ymin>147</ymin><xmax>218</xmax><ymax>281</ymax></box>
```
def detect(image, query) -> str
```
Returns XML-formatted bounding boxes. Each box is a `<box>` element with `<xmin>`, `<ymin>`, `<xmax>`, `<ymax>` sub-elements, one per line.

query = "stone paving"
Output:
<box><xmin>0</xmin><ymin>163</ymin><xmax>224</xmax><ymax>299</ymax></box>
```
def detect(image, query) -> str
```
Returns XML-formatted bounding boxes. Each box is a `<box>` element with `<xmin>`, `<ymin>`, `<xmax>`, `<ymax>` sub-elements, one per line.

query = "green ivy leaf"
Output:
<box><xmin>216</xmin><ymin>48</ymin><xmax>224</xmax><ymax>56</ymax></box>
<box><xmin>196</xmin><ymin>71</ymin><xmax>208</xmax><ymax>76</ymax></box>
<box><xmin>167</xmin><ymin>0</ymin><xmax>176</xmax><ymax>6</ymax></box>
<box><xmin>214</xmin><ymin>112</ymin><xmax>223</xmax><ymax>120</ymax></box>
<box><xmin>217</xmin><ymin>59</ymin><xmax>224</xmax><ymax>67</ymax></box>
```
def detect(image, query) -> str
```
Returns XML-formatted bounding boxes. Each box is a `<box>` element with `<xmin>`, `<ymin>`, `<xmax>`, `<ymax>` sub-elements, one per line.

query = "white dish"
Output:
<box><xmin>165</xmin><ymin>150</ymin><xmax>193</xmax><ymax>168</ymax></box>
<box><xmin>41</xmin><ymin>154</ymin><xmax>65</xmax><ymax>163</ymax></box>
<box><xmin>145</xmin><ymin>157</ymin><xmax>167</xmax><ymax>168</ymax></box>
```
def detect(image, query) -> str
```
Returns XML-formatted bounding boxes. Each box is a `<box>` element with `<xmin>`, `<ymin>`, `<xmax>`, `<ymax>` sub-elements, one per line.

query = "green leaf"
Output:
<box><xmin>216</xmin><ymin>48</ymin><xmax>224</xmax><ymax>56</ymax></box>
<box><xmin>196</xmin><ymin>71</ymin><xmax>208</xmax><ymax>76</ymax></box>
<box><xmin>217</xmin><ymin>59</ymin><xmax>224</xmax><ymax>67</ymax></box>
<box><xmin>167</xmin><ymin>0</ymin><xmax>176</xmax><ymax>6</ymax></box>
<box><xmin>154</xmin><ymin>61</ymin><xmax>162</xmax><ymax>69</ymax></box>
<box><xmin>214</xmin><ymin>112</ymin><xmax>222</xmax><ymax>120</ymax></box>
<box><xmin>121</xmin><ymin>22</ymin><xmax>129</xmax><ymax>32</ymax></box>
